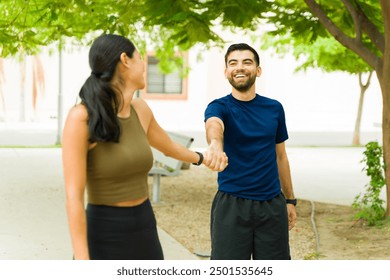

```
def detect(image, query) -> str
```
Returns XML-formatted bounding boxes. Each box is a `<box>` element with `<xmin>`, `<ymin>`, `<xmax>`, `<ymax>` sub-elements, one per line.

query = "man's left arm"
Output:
<box><xmin>276</xmin><ymin>142</ymin><xmax>297</xmax><ymax>230</ymax></box>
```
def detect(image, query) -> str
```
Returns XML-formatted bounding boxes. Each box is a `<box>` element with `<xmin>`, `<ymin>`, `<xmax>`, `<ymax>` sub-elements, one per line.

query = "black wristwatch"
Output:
<box><xmin>192</xmin><ymin>151</ymin><xmax>204</xmax><ymax>166</ymax></box>
<box><xmin>286</xmin><ymin>199</ymin><xmax>297</xmax><ymax>206</ymax></box>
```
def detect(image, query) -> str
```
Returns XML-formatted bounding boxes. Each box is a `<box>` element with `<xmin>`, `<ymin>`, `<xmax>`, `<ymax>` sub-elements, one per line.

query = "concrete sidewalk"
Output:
<box><xmin>288</xmin><ymin>147</ymin><xmax>386</xmax><ymax>206</ymax></box>
<box><xmin>0</xmin><ymin>148</ymin><xmax>198</xmax><ymax>260</ymax></box>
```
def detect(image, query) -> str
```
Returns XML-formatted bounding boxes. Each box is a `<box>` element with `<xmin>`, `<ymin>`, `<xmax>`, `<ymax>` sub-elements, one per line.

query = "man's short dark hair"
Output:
<box><xmin>224</xmin><ymin>43</ymin><xmax>260</xmax><ymax>67</ymax></box>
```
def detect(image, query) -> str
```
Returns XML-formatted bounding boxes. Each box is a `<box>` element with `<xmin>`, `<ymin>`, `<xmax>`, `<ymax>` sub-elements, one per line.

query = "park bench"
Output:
<box><xmin>149</xmin><ymin>131</ymin><xmax>194</xmax><ymax>203</ymax></box>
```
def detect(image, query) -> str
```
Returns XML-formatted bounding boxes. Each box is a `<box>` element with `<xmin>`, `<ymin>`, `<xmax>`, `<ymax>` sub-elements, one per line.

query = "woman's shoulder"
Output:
<box><xmin>131</xmin><ymin>97</ymin><xmax>148</xmax><ymax>108</ymax></box>
<box><xmin>62</xmin><ymin>104</ymin><xmax>90</xmax><ymax>146</ymax></box>
<box><xmin>131</xmin><ymin>98</ymin><xmax>152</xmax><ymax>116</ymax></box>
<box><xmin>66</xmin><ymin>104</ymin><xmax>89</xmax><ymax>122</ymax></box>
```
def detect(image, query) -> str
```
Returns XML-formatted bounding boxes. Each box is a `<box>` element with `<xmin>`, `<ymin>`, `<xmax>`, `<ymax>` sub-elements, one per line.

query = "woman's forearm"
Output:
<box><xmin>66</xmin><ymin>199</ymin><xmax>89</xmax><ymax>260</ymax></box>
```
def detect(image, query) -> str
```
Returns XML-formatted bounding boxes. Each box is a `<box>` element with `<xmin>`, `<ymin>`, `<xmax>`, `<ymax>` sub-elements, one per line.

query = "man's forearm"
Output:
<box><xmin>204</xmin><ymin>117</ymin><xmax>228</xmax><ymax>170</ymax></box>
<box><xmin>206</xmin><ymin>117</ymin><xmax>224</xmax><ymax>146</ymax></box>
<box><xmin>279</xmin><ymin>160</ymin><xmax>294</xmax><ymax>199</ymax></box>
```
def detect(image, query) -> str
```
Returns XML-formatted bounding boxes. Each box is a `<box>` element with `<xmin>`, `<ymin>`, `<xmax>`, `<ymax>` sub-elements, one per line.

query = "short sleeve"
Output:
<box><xmin>275</xmin><ymin>104</ymin><xmax>289</xmax><ymax>143</ymax></box>
<box><xmin>204</xmin><ymin>99</ymin><xmax>226</xmax><ymax>123</ymax></box>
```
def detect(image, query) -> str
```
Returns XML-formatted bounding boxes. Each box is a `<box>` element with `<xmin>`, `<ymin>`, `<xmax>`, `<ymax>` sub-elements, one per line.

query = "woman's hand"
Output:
<box><xmin>202</xmin><ymin>140</ymin><xmax>228</xmax><ymax>172</ymax></box>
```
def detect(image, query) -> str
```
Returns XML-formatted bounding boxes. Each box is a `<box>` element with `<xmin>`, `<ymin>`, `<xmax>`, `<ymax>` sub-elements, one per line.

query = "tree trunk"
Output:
<box><xmin>379</xmin><ymin>75</ymin><xmax>390</xmax><ymax>217</ymax></box>
<box><xmin>0</xmin><ymin>58</ymin><xmax>6</xmax><ymax>115</ymax></box>
<box><xmin>376</xmin><ymin>53</ymin><xmax>389</xmax><ymax>217</ymax></box>
<box><xmin>32</xmin><ymin>55</ymin><xmax>45</xmax><ymax>114</ymax></box>
<box><xmin>380</xmin><ymin>0</ymin><xmax>390</xmax><ymax>216</ymax></box>
<box><xmin>19</xmin><ymin>60</ymin><xmax>26</xmax><ymax>122</ymax></box>
<box><xmin>56</xmin><ymin>46</ymin><xmax>63</xmax><ymax>145</ymax></box>
<box><xmin>352</xmin><ymin>72</ymin><xmax>373</xmax><ymax>146</ymax></box>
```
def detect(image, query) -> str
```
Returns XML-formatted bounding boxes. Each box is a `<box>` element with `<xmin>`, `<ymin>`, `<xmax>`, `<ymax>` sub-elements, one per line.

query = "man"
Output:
<box><xmin>203</xmin><ymin>43</ymin><xmax>297</xmax><ymax>260</ymax></box>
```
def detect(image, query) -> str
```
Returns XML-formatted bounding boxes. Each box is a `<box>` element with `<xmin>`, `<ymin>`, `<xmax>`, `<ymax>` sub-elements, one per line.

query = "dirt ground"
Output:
<box><xmin>150</xmin><ymin>165</ymin><xmax>390</xmax><ymax>260</ymax></box>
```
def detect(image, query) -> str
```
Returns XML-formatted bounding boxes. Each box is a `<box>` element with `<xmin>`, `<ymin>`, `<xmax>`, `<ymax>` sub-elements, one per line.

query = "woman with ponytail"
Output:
<box><xmin>62</xmin><ymin>34</ymin><xmax>227</xmax><ymax>260</ymax></box>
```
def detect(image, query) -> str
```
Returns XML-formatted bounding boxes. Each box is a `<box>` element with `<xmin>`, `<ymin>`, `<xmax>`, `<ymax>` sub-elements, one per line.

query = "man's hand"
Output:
<box><xmin>203</xmin><ymin>139</ymin><xmax>228</xmax><ymax>172</ymax></box>
<box><xmin>287</xmin><ymin>204</ymin><xmax>297</xmax><ymax>231</ymax></box>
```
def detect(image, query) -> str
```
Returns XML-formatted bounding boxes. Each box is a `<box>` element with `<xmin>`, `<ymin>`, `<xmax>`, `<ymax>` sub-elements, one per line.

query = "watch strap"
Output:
<box><xmin>286</xmin><ymin>198</ymin><xmax>297</xmax><ymax>206</ymax></box>
<box><xmin>192</xmin><ymin>151</ymin><xmax>203</xmax><ymax>166</ymax></box>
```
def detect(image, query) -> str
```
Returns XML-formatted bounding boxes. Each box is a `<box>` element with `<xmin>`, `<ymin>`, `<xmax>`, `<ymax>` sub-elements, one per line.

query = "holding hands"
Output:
<box><xmin>202</xmin><ymin>139</ymin><xmax>228</xmax><ymax>172</ymax></box>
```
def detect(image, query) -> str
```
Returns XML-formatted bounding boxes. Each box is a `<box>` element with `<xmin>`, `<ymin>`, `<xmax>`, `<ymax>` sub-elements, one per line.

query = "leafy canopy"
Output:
<box><xmin>0</xmin><ymin>0</ymin><xmax>384</xmax><ymax>74</ymax></box>
<box><xmin>259</xmin><ymin>0</ymin><xmax>382</xmax><ymax>74</ymax></box>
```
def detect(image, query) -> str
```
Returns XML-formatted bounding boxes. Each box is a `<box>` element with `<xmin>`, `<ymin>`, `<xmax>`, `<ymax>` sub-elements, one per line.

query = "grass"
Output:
<box><xmin>303</xmin><ymin>252</ymin><xmax>324</xmax><ymax>260</ymax></box>
<box><xmin>0</xmin><ymin>145</ymin><xmax>62</xmax><ymax>148</ymax></box>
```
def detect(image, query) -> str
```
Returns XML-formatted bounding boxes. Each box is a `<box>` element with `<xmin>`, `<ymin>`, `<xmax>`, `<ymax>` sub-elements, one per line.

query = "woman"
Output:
<box><xmin>62</xmin><ymin>34</ymin><xmax>226</xmax><ymax>260</ymax></box>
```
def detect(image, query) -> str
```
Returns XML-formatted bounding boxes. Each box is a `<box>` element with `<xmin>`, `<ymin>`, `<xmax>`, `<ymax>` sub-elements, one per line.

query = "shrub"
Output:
<box><xmin>352</xmin><ymin>141</ymin><xmax>386</xmax><ymax>226</ymax></box>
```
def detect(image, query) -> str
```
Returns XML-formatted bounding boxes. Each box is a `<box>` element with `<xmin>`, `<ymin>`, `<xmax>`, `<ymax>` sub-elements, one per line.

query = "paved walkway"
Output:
<box><xmin>287</xmin><ymin>146</ymin><xmax>385</xmax><ymax>206</ymax></box>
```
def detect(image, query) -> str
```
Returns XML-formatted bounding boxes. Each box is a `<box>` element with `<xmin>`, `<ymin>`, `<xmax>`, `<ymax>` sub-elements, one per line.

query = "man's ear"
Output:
<box><xmin>257</xmin><ymin>66</ymin><xmax>262</xmax><ymax>77</ymax></box>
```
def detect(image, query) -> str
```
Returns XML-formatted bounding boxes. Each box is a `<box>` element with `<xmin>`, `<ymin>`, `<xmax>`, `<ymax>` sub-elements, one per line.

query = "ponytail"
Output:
<box><xmin>79</xmin><ymin>74</ymin><xmax>121</xmax><ymax>143</ymax></box>
<box><xmin>78</xmin><ymin>34</ymin><xmax>137</xmax><ymax>143</ymax></box>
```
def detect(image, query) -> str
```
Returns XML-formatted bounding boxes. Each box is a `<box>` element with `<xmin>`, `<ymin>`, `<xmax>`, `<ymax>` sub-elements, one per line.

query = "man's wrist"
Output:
<box><xmin>286</xmin><ymin>198</ymin><xmax>297</xmax><ymax>206</ymax></box>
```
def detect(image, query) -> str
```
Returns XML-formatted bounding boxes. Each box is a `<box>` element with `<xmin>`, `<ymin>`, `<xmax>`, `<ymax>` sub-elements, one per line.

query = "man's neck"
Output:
<box><xmin>231</xmin><ymin>89</ymin><xmax>256</xmax><ymax>101</ymax></box>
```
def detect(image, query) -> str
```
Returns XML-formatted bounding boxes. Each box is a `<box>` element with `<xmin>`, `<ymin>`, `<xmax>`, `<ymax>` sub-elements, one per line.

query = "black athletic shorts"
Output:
<box><xmin>210</xmin><ymin>191</ymin><xmax>290</xmax><ymax>260</ymax></box>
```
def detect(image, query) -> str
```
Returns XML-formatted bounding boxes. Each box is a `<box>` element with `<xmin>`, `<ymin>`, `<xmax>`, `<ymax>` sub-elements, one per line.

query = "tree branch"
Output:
<box><xmin>355</xmin><ymin>1</ymin><xmax>385</xmax><ymax>53</ymax></box>
<box><xmin>379</xmin><ymin>0</ymin><xmax>389</xmax><ymax>82</ymax></box>
<box><xmin>358</xmin><ymin>70</ymin><xmax>373</xmax><ymax>89</ymax></box>
<box><xmin>304</xmin><ymin>0</ymin><xmax>380</xmax><ymax>69</ymax></box>
<box><xmin>341</xmin><ymin>0</ymin><xmax>384</xmax><ymax>54</ymax></box>
<box><xmin>340</xmin><ymin>0</ymin><xmax>362</xmax><ymax>41</ymax></box>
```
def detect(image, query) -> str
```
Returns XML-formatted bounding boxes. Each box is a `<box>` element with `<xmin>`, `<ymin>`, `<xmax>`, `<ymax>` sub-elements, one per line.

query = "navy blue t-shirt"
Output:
<box><xmin>204</xmin><ymin>94</ymin><xmax>289</xmax><ymax>201</ymax></box>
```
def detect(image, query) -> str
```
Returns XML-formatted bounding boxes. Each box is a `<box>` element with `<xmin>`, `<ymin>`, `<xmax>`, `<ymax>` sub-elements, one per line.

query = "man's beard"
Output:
<box><xmin>227</xmin><ymin>74</ymin><xmax>256</xmax><ymax>92</ymax></box>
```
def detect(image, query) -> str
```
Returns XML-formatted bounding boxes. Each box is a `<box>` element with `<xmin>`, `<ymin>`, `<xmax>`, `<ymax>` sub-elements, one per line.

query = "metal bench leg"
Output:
<box><xmin>152</xmin><ymin>174</ymin><xmax>161</xmax><ymax>203</ymax></box>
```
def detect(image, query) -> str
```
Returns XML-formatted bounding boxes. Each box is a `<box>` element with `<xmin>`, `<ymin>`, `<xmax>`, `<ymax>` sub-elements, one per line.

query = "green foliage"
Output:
<box><xmin>259</xmin><ymin>0</ymin><xmax>382</xmax><ymax>74</ymax></box>
<box><xmin>0</xmin><ymin>0</ymin><xmax>385</xmax><ymax>75</ymax></box>
<box><xmin>353</xmin><ymin>141</ymin><xmax>386</xmax><ymax>226</ymax></box>
<box><xmin>0</xmin><ymin>0</ymin><xmax>225</xmax><ymax>68</ymax></box>
<box><xmin>203</xmin><ymin>0</ymin><xmax>268</xmax><ymax>30</ymax></box>
<box><xmin>262</xmin><ymin>34</ymin><xmax>372</xmax><ymax>74</ymax></box>
<box><xmin>293</xmin><ymin>38</ymin><xmax>371</xmax><ymax>73</ymax></box>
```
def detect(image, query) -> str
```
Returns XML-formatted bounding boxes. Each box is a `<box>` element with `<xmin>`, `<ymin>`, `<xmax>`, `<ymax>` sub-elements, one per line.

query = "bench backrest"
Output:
<box><xmin>151</xmin><ymin>131</ymin><xmax>194</xmax><ymax>172</ymax></box>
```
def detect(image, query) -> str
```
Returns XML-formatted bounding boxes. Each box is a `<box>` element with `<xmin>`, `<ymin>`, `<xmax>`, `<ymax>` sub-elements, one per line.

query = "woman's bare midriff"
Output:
<box><xmin>107</xmin><ymin>196</ymin><xmax>149</xmax><ymax>207</ymax></box>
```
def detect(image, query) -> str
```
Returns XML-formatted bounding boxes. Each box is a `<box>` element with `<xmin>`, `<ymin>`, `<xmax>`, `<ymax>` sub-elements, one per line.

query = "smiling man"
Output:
<box><xmin>203</xmin><ymin>43</ymin><xmax>297</xmax><ymax>260</ymax></box>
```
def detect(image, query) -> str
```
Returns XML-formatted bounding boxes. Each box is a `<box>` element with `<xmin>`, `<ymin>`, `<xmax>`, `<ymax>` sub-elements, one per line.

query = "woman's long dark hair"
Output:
<box><xmin>79</xmin><ymin>34</ymin><xmax>136</xmax><ymax>143</ymax></box>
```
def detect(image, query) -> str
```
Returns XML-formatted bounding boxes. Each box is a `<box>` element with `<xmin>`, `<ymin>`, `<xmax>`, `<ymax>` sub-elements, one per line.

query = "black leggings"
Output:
<box><xmin>86</xmin><ymin>199</ymin><xmax>164</xmax><ymax>260</ymax></box>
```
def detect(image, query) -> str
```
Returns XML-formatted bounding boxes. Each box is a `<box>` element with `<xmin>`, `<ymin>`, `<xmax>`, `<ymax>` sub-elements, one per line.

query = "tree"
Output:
<box><xmin>0</xmin><ymin>59</ymin><xmax>5</xmax><ymax>120</ymax></box>
<box><xmin>0</xmin><ymin>0</ymin><xmax>389</xmax><ymax>216</ymax></box>
<box><xmin>353</xmin><ymin>71</ymin><xmax>373</xmax><ymax>146</ymax></box>
<box><xmin>18</xmin><ymin>55</ymin><xmax>45</xmax><ymax>122</ymax></box>
<box><xmin>269</xmin><ymin>0</ymin><xmax>390</xmax><ymax>216</ymax></box>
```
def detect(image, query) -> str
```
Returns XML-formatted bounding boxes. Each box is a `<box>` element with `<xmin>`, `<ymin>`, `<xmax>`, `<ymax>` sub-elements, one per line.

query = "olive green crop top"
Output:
<box><xmin>86</xmin><ymin>106</ymin><xmax>153</xmax><ymax>205</ymax></box>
